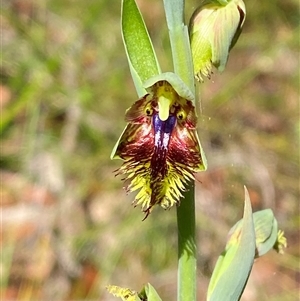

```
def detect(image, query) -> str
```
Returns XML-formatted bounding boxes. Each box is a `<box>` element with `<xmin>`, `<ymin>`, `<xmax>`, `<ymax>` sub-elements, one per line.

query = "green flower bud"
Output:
<box><xmin>189</xmin><ymin>0</ymin><xmax>246</xmax><ymax>81</ymax></box>
<box><xmin>227</xmin><ymin>209</ymin><xmax>287</xmax><ymax>257</ymax></box>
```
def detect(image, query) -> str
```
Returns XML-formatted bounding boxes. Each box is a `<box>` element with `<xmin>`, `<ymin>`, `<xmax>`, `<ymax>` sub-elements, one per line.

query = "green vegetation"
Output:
<box><xmin>1</xmin><ymin>0</ymin><xmax>299</xmax><ymax>300</ymax></box>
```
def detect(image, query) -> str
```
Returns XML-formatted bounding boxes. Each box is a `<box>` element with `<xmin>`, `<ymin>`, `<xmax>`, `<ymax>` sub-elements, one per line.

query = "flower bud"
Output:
<box><xmin>189</xmin><ymin>0</ymin><xmax>246</xmax><ymax>81</ymax></box>
<box><xmin>227</xmin><ymin>209</ymin><xmax>287</xmax><ymax>257</ymax></box>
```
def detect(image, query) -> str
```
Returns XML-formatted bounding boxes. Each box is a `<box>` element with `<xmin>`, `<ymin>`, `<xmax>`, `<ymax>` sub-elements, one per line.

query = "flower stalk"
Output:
<box><xmin>177</xmin><ymin>186</ymin><xmax>197</xmax><ymax>301</ymax></box>
<box><xmin>162</xmin><ymin>1</ymin><xmax>198</xmax><ymax>301</ymax></box>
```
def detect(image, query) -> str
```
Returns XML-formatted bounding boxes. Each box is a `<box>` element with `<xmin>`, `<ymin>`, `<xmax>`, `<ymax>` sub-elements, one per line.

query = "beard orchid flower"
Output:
<box><xmin>111</xmin><ymin>73</ymin><xmax>207</xmax><ymax>219</ymax></box>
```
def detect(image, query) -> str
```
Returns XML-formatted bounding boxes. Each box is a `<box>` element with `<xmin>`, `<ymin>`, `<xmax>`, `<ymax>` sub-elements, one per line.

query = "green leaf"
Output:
<box><xmin>122</xmin><ymin>0</ymin><xmax>161</xmax><ymax>97</ymax></box>
<box><xmin>207</xmin><ymin>186</ymin><xmax>255</xmax><ymax>301</ymax></box>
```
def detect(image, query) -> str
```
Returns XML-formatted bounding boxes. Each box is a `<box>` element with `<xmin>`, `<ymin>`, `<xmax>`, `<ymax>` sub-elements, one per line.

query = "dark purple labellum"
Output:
<box><xmin>151</xmin><ymin>113</ymin><xmax>176</xmax><ymax>179</ymax></box>
<box><xmin>153</xmin><ymin>113</ymin><xmax>176</xmax><ymax>148</ymax></box>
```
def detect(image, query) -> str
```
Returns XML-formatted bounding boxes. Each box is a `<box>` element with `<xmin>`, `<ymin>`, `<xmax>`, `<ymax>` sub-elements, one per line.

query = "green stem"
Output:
<box><xmin>162</xmin><ymin>1</ymin><xmax>197</xmax><ymax>301</ymax></box>
<box><xmin>177</xmin><ymin>185</ymin><xmax>197</xmax><ymax>301</ymax></box>
<box><xmin>164</xmin><ymin>0</ymin><xmax>197</xmax><ymax>301</ymax></box>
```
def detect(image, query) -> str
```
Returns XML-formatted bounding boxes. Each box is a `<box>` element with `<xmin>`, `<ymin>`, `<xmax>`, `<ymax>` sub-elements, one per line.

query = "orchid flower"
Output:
<box><xmin>111</xmin><ymin>73</ymin><xmax>206</xmax><ymax>219</ymax></box>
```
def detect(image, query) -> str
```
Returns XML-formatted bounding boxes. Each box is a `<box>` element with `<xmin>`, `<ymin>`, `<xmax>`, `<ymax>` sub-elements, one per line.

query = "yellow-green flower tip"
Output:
<box><xmin>106</xmin><ymin>285</ymin><xmax>140</xmax><ymax>301</ymax></box>
<box><xmin>189</xmin><ymin>0</ymin><xmax>246</xmax><ymax>81</ymax></box>
<box><xmin>273</xmin><ymin>230</ymin><xmax>287</xmax><ymax>254</ymax></box>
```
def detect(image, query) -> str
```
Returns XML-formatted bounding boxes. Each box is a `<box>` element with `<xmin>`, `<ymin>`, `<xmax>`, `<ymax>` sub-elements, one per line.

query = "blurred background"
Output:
<box><xmin>1</xmin><ymin>0</ymin><xmax>299</xmax><ymax>300</ymax></box>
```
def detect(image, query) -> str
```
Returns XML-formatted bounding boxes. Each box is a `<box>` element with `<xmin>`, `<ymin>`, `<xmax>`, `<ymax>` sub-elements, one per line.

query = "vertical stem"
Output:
<box><xmin>163</xmin><ymin>1</ymin><xmax>197</xmax><ymax>301</ymax></box>
<box><xmin>177</xmin><ymin>186</ymin><xmax>197</xmax><ymax>301</ymax></box>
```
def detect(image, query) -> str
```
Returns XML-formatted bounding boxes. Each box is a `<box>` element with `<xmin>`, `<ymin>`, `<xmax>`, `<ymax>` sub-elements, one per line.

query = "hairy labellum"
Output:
<box><xmin>112</xmin><ymin>80</ymin><xmax>206</xmax><ymax>218</ymax></box>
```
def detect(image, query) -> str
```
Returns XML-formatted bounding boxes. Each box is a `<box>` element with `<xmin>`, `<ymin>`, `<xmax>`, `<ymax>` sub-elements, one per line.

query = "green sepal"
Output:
<box><xmin>207</xmin><ymin>186</ymin><xmax>255</xmax><ymax>301</ymax></box>
<box><xmin>144</xmin><ymin>72</ymin><xmax>194</xmax><ymax>101</ymax></box>
<box><xmin>110</xmin><ymin>123</ymin><xmax>129</xmax><ymax>160</ymax></box>
<box><xmin>122</xmin><ymin>0</ymin><xmax>161</xmax><ymax>97</ymax></box>
<box><xmin>139</xmin><ymin>283</ymin><xmax>163</xmax><ymax>301</ymax></box>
